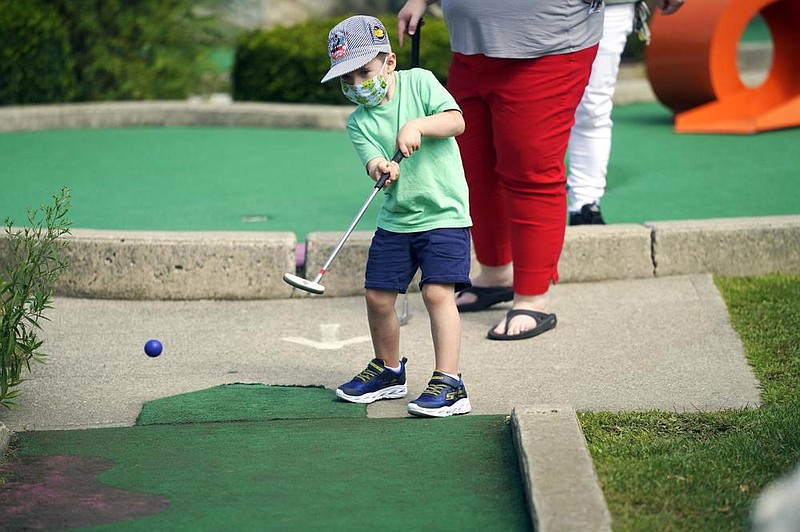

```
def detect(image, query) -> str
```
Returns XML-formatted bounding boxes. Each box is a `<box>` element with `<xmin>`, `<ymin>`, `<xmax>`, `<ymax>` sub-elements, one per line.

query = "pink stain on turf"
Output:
<box><xmin>0</xmin><ymin>454</ymin><xmax>170</xmax><ymax>529</ymax></box>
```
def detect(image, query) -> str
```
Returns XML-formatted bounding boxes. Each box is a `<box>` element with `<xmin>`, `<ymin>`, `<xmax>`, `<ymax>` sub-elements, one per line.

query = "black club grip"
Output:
<box><xmin>375</xmin><ymin>149</ymin><xmax>405</xmax><ymax>189</ymax></box>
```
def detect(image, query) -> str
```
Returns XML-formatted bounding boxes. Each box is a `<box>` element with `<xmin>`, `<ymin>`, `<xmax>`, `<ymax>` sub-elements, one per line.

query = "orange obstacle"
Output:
<box><xmin>645</xmin><ymin>0</ymin><xmax>800</xmax><ymax>134</ymax></box>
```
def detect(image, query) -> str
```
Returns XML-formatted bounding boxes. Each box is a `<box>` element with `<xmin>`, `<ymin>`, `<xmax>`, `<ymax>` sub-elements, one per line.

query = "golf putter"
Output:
<box><xmin>397</xmin><ymin>19</ymin><xmax>423</xmax><ymax>325</ymax></box>
<box><xmin>283</xmin><ymin>149</ymin><xmax>404</xmax><ymax>295</ymax></box>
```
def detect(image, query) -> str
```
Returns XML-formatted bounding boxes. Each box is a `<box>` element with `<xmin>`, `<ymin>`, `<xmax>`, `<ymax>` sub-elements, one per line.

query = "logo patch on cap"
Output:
<box><xmin>328</xmin><ymin>31</ymin><xmax>347</xmax><ymax>60</ymax></box>
<box><xmin>372</xmin><ymin>25</ymin><xmax>386</xmax><ymax>41</ymax></box>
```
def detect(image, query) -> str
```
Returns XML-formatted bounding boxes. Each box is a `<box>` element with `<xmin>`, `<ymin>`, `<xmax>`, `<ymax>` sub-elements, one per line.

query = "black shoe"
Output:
<box><xmin>569</xmin><ymin>202</ymin><xmax>606</xmax><ymax>225</ymax></box>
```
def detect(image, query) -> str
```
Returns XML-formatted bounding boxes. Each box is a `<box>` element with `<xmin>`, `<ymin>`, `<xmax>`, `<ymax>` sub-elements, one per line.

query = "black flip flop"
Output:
<box><xmin>456</xmin><ymin>286</ymin><xmax>514</xmax><ymax>313</ymax></box>
<box><xmin>487</xmin><ymin>309</ymin><xmax>557</xmax><ymax>341</ymax></box>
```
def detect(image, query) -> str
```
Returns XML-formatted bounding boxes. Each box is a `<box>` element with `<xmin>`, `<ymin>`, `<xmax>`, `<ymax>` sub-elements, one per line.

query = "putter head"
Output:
<box><xmin>283</xmin><ymin>272</ymin><xmax>325</xmax><ymax>295</ymax></box>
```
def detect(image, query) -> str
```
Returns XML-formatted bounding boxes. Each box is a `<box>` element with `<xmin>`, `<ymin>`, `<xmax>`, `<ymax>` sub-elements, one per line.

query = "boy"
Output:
<box><xmin>321</xmin><ymin>15</ymin><xmax>472</xmax><ymax>417</ymax></box>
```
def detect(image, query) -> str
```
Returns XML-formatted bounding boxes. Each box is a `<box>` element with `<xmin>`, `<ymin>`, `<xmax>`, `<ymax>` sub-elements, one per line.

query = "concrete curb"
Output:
<box><xmin>3</xmin><ymin>217</ymin><xmax>798</xmax><ymax>300</ymax></box>
<box><xmin>512</xmin><ymin>405</ymin><xmax>612</xmax><ymax>532</ymax></box>
<box><xmin>647</xmin><ymin>216</ymin><xmax>800</xmax><ymax>277</ymax></box>
<box><xmin>0</xmin><ymin>101</ymin><xmax>351</xmax><ymax>132</ymax></box>
<box><xmin>304</xmin><ymin>216</ymin><xmax>800</xmax><ymax>298</ymax></box>
<box><xmin>58</xmin><ymin>229</ymin><xmax>296</xmax><ymax>300</ymax></box>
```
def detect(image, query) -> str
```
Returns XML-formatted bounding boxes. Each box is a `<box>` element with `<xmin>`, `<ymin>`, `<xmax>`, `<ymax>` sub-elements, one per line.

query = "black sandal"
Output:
<box><xmin>487</xmin><ymin>309</ymin><xmax>557</xmax><ymax>341</ymax></box>
<box><xmin>456</xmin><ymin>286</ymin><xmax>514</xmax><ymax>313</ymax></box>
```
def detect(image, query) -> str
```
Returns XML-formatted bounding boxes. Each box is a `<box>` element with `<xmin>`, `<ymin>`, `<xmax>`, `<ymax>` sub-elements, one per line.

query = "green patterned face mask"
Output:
<box><xmin>341</xmin><ymin>58</ymin><xmax>390</xmax><ymax>107</ymax></box>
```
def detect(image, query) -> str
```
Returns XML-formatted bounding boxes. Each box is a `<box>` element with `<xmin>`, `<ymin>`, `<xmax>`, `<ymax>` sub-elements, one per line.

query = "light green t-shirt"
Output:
<box><xmin>346</xmin><ymin>69</ymin><xmax>472</xmax><ymax>234</ymax></box>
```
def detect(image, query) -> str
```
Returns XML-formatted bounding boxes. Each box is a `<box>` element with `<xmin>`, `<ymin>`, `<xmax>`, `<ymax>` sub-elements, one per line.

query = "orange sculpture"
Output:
<box><xmin>645</xmin><ymin>0</ymin><xmax>800</xmax><ymax>134</ymax></box>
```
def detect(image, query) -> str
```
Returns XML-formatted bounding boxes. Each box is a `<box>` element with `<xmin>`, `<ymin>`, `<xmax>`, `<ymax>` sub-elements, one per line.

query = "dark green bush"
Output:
<box><xmin>233</xmin><ymin>14</ymin><xmax>453</xmax><ymax>104</ymax></box>
<box><xmin>52</xmin><ymin>0</ymin><xmax>219</xmax><ymax>101</ymax></box>
<box><xmin>0</xmin><ymin>0</ymin><xmax>225</xmax><ymax>105</ymax></box>
<box><xmin>0</xmin><ymin>0</ymin><xmax>77</xmax><ymax>105</ymax></box>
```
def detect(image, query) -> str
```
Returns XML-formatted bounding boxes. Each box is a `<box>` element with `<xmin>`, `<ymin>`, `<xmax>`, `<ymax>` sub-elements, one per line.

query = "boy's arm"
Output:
<box><xmin>396</xmin><ymin>109</ymin><xmax>465</xmax><ymax>157</ymax></box>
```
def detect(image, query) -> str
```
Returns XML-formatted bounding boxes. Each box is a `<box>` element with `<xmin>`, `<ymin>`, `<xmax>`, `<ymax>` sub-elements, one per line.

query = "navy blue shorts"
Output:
<box><xmin>365</xmin><ymin>227</ymin><xmax>472</xmax><ymax>294</ymax></box>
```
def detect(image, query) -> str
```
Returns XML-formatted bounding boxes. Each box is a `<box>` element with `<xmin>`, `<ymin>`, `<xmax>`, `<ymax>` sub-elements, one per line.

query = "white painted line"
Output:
<box><xmin>281</xmin><ymin>335</ymin><xmax>371</xmax><ymax>350</ymax></box>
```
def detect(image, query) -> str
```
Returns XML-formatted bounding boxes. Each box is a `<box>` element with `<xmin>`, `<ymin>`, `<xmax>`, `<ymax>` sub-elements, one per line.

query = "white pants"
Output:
<box><xmin>567</xmin><ymin>3</ymin><xmax>636</xmax><ymax>212</ymax></box>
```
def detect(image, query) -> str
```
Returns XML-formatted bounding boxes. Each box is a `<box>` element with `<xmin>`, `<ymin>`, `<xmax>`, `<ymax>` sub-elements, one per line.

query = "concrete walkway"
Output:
<box><xmin>0</xmin><ymin>274</ymin><xmax>762</xmax><ymax>433</ymax></box>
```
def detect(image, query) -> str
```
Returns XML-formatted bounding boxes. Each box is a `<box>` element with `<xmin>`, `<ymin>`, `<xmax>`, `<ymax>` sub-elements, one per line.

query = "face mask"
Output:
<box><xmin>341</xmin><ymin>58</ymin><xmax>391</xmax><ymax>107</ymax></box>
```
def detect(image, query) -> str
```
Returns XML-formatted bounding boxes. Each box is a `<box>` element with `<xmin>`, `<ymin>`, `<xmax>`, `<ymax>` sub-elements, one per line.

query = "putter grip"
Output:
<box><xmin>374</xmin><ymin>149</ymin><xmax>405</xmax><ymax>189</ymax></box>
<box><xmin>411</xmin><ymin>18</ymin><xmax>423</xmax><ymax>69</ymax></box>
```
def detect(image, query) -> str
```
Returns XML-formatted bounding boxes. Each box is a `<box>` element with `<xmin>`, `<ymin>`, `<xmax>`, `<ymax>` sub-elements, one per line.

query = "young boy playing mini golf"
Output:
<box><xmin>322</xmin><ymin>15</ymin><xmax>472</xmax><ymax>417</ymax></box>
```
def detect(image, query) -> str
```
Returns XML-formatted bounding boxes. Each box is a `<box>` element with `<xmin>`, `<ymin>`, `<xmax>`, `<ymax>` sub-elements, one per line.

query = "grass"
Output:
<box><xmin>578</xmin><ymin>274</ymin><xmax>800</xmax><ymax>531</ymax></box>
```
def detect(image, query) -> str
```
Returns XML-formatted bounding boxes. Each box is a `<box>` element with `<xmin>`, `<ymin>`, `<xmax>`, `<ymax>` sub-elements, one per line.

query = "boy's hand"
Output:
<box><xmin>395</xmin><ymin>111</ymin><xmax>465</xmax><ymax>158</ymax></box>
<box><xmin>368</xmin><ymin>157</ymin><xmax>401</xmax><ymax>187</ymax></box>
<box><xmin>397</xmin><ymin>121</ymin><xmax>422</xmax><ymax>158</ymax></box>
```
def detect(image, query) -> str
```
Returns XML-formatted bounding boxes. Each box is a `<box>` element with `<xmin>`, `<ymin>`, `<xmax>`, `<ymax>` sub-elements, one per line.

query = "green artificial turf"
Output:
<box><xmin>0</xmin><ymin>126</ymin><xmax>373</xmax><ymax>239</ymax></box>
<box><xmin>136</xmin><ymin>384</ymin><xmax>367</xmax><ymax>425</ymax></box>
<box><xmin>741</xmin><ymin>15</ymin><xmax>771</xmax><ymax>43</ymax></box>
<box><xmin>600</xmin><ymin>104</ymin><xmax>800</xmax><ymax>224</ymax></box>
<box><xmin>1</xmin><ymin>104</ymin><xmax>798</xmax><ymax>239</ymax></box>
<box><xmin>5</xmin><ymin>385</ymin><xmax>531</xmax><ymax>531</ymax></box>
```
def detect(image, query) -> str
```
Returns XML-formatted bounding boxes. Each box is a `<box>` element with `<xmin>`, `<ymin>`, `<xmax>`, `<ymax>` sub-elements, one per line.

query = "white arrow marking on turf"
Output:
<box><xmin>281</xmin><ymin>335</ymin><xmax>371</xmax><ymax>350</ymax></box>
<box><xmin>281</xmin><ymin>323</ymin><xmax>370</xmax><ymax>350</ymax></box>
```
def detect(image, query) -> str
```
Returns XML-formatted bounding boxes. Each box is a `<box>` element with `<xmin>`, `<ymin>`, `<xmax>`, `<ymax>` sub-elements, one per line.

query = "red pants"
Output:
<box><xmin>447</xmin><ymin>46</ymin><xmax>598</xmax><ymax>295</ymax></box>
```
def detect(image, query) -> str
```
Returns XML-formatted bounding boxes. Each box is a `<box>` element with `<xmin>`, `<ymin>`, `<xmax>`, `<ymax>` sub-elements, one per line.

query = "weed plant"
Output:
<box><xmin>0</xmin><ymin>187</ymin><xmax>71</xmax><ymax>408</ymax></box>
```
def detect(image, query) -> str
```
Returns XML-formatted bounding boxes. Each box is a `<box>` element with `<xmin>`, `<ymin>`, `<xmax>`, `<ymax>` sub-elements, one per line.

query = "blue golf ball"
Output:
<box><xmin>144</xmin><ymin>339</ymin><xmax>163</xmax><ymax>357</ymax></box>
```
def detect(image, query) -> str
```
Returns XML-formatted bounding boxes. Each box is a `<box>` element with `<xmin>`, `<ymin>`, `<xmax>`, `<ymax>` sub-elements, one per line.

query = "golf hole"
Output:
<box><xmin>240</xmin><ymin>215</ymin><xmax>269</xmax><ymax>223</ymax></box>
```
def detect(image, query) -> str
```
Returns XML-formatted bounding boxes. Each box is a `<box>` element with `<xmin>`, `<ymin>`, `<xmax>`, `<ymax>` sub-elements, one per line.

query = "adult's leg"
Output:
<box><xmin>448</xmin><ymin>53</ymin><xmax>514</xmax><ymax>306</ymax></box>
<box><xmin>448</xmin><ymin>54</ymin><xmax>510</xmax><ymax>267</ymax></box>
<box><xmin>490</xmin><ymin>46</ymin><xmax>598</xmax><ymax>336</ymax></box>
<box><xmin>567</xmin><ymin>3</ymin><xmax>636</xmax><ymax>213</ymax></box>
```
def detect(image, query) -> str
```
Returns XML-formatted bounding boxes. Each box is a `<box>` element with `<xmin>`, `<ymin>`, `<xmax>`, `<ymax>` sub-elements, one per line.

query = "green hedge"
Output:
<box><xmin>55</xmin><ymin>0</ymin><xmax>218</xmax><ymax>101</ymax></box>
<box><xmin>233</xmin><ymin>14</ymin><xmax>453</xmax><ymax>104</ymax></box>
<box><xmin>0</xmin><ymin>0</ymin><xmax>77</xmax><ymax>105</ymax></box>
<box><xmin>0</xmin><ymin>0</ymin><xmax>221</xmax><ymax>105</ymax></box>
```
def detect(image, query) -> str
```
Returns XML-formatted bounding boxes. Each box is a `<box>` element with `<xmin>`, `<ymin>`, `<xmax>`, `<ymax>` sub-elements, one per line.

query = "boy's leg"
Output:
<box><xmin>413</xmin><ymin>228</ymin><xmax>472</xmax><ymax>371</ymax></box>
<box><xmin>421</xmin><ymin>283</ymin><xmax>461</xmax><ymax>376</ymax></box>
<box><xmin>407</xmin><ymin>228</ymin><xmax>472</xmax><ymax>417</ymax></box>
<box><xmin>407</xmin><ymin>289</ymin><xmax>472</xmax><ymax>418</ymax></box>
<box><xmin>365</xmin><ymin>288</ymin><xmax>401</xmax><ymax>368</ymax></box>
<box><xmin>335</xmin><ymin>228</ymin><xmax>413</xmax><ymax>404</ymax></box>
<box><xmin>336</xmin><ymin>290</ymin><xmax>406</xmax><ymax>404</ymax></box>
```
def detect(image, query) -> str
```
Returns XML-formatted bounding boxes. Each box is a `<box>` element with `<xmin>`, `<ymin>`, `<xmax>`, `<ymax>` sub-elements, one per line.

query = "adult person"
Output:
<box><xmin>568</xmin><ymin>0</ymin><xmax>686</xmax><ymax>225</ymax></box>
<box><xmin>399</xmin><ymin>0</ymin><xmax>602</xmax><ymax>340</ymax></box>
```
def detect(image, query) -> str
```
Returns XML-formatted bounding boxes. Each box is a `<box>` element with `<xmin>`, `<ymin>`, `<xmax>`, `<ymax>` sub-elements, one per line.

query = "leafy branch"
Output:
<box><xmin>0</xmin><ymin>187</ymin><xmax>71</xmax><ymax>408</ymax></box>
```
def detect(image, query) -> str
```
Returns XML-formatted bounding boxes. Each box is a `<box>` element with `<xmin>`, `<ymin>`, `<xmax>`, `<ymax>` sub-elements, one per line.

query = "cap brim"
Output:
<box><xmin>321</xmin><ymin>50</ymin><xmax>379</xmax><ymax>83</ymax></box>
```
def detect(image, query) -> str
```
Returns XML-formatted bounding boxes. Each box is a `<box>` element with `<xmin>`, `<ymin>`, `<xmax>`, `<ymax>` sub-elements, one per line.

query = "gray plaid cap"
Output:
<box><xmin>321</xmin><ymin>15</ymin><xmax>392</xmax><ymax>83</ymax></box>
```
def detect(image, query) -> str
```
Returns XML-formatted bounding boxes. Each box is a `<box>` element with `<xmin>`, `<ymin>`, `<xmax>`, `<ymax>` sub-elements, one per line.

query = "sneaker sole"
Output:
<box><xmin>335</xmin><ymin>384</ymin><xmax>408</xmax><ymax>404</ymax></box>
<box><xmin>407</xmin><ymin>398</ymin><xmax>472</xmax><ymax>418</ymax></box>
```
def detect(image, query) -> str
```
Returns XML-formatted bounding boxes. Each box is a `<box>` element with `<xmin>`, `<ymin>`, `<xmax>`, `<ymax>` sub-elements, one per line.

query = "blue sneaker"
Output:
<box><xmin>335</xmin><ymin>357</ymin><xmax>408</xmax><ymax>404</ymax></box>
<box><xmin>407</xmin><ymin>371</ymin><xmax>472</xmax><ymax>417</ymax></box>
